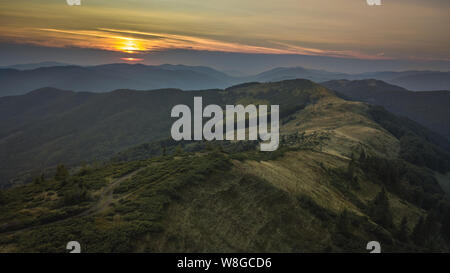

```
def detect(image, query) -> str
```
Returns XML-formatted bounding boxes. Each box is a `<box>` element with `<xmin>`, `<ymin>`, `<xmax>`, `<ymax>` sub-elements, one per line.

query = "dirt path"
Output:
<box><xmin>79</xmin><ymin>168</ymin><xmax>143</xmax><ymax>217</ymax></box>
<box><xmin>0</xmin><ymin>167</ymin><xmax>144</xmax><ymax>235</ymax></box>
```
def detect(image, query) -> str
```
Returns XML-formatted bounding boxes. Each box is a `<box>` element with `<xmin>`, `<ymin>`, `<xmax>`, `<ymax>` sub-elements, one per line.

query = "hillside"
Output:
<box><xmin>322</xmin><ymin>79</ymin><xmax>450</xmax><ymax>140</ymax></box>
<box><xmin>0</xmin><ymin>80</ymin><xmax>328</xmax><ymax>186</ymax></box>
<box><xmin>0</xmin><ymin>79</ymin><xmax>450</xmax><ymax>252</ymax></box>
<box><xmin>0</xmin><ymin>86</ymin><xmax>225</xmax><ymax>186</ymax></box>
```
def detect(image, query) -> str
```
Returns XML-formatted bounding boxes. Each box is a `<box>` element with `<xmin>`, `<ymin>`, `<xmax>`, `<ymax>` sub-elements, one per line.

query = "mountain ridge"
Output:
<box><xmin>322</xmin><ymin>79</ymin><xmax>450</xmax><ymax>140</ymax></box>
<box><xmin>1</xmin><ymin>63</ymin><xmax>450</xmax><ymax>97</ymax></box>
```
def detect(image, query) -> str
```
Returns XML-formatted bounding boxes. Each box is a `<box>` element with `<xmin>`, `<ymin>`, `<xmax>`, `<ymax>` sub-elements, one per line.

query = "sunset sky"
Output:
<box><xmin>0</xmin><ymin>0</ymin><xmax>449</xmax><ymax>72</ymax></box>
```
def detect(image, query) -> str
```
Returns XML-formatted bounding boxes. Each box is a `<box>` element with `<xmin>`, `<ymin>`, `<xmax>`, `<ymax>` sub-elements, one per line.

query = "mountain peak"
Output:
<box><xmin>322</xmin><ymin>79</ymin><xmax>408</xmax><ymax>93</ymax></box>
<box><xmin>27</xmin><ymin>87</ymin><xmax>72</xmax><ymax>95</ymax></box>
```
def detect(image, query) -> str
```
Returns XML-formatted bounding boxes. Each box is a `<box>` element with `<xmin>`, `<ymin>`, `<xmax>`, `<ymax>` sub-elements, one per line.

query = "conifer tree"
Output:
<box><xmin>442</xmin><ymin>208</ymin><xmax>450</xmax><ymax>242</ymax></box>
<box><xmin>398</xmin><ymin>216</ymin><xmax>409</xmax><ymax>242</ymax></box>
<box><xmin>0</xmin><ymin>190</ymin><xmax>5</xmax><ymax>205</ymax></box>
<box><xmin>54</xmin><ymin>164</ymin><xmax>69</xmax><ymax>181</ymax></box>
<box><xmin>369</xmin><ymin>188</ymin><xmax>393</xmax><ymax>228</ymax></box>
<box><xmin>175</xmin><ymin>145</ymin><xmax>183</xmax><ymax>156</ymax></box>
<box><xmin>412</xmin><ymin>217</ymin><xmax>425</xmax><ymax>245</ymax></box>
<box><xmin>337</xmin><ymin>209</ymin><xmax>351</xmax><ymax>235</ymax></box>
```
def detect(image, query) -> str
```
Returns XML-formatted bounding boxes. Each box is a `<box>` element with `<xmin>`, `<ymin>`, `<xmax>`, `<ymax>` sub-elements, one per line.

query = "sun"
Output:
<box><xmin>116</xmin><ymin>38</ymin><xmax>145</xmax><ymax>54</ymax></box>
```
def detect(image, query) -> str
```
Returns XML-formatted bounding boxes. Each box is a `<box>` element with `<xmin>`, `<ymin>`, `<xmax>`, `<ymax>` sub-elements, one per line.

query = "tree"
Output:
<box><xmin>398</xmin><ymin>216</ymin><xmax>409</xmax><ymax>242</ymax></box>
<box><xmin>205</xmin><ymin>142</ymin><xmax>214</xmax><ymax>151</ymax></box>
<box><xmin>63</xmin><ymin>188</ymin><xmax>89</xmax><ymax>206</ymax></box>
<box><xmin>412</xmin><ymin>217</ymin><xmax>426</xmax><ymax>245</ymax></box>
<box><xmin>359</xmin><ymin>149</ymin><xmax>367</xmax><ymax>163</ymax></box>
<box><xmin>369</xmin><ymin>188</ymin><xmax>393</xmax><ymax>229</ymax></box>
<box><xmin>442</xmin><ymin>208</ymin><xmax>450</xmax><ymax>242</ymax></box>
<box><xmin>33</xmin><ymin>173</ymin><xmax>45</xmax><ymax>184</ymax></box>
<box><xmin>337</xmin><ymin>209</ymin><xmax>351</xmax><ymax>235</ymax></box>
<box><xmin>54</xmin><ymin>164</ymin><xmax>69</xmax><ymax>181</ymax></box>
<box><xmin>347</xmin><ymin>153</ymin><xmax>356</xmax><ymax>178</ymax></box>
<box><xmin>422</xmin><ymin>210</ymin><xmax>441</xmax><ymax>248</ymax></box>
<box><xmin>412</xmin><ymin>210</ymin><xmax>441</xmax><ymax>249</ymax></box>
<box><xmin>346</xmin><ymin>153</ymin><xmax>361</xmax><ymax>190</ymax></box>
<box><xmin>33</xmin><ymin>177</ymin><xmax>41</xmax><ymax>184</ymax></box>
<box><xmin>175</xmin><ymin>145</ymin><xmax>183</xmax><ymax>156</ymax></box>
<box><xmin>0</xmin><ymin>190</ymin><xmax>6</xmax><ymax>205</ymax></box>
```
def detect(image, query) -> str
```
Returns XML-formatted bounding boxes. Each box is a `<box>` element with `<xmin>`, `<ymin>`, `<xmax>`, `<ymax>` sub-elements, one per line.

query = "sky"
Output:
<box><xmin>0</xmin><ymin>0</ymin><xmax>449</xmax><ymax>73</ymax></box>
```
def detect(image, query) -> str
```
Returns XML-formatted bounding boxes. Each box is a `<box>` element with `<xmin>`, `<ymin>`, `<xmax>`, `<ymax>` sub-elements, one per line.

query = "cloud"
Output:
<box><xmin>7</xmin><ymin>27</ymin><xmax>384</xmax><ymax>60</ymax></box>
<box><xmin>0</xmin><ymin>0</ymin><xmax>448</xmax><ymax>62</ymax></box>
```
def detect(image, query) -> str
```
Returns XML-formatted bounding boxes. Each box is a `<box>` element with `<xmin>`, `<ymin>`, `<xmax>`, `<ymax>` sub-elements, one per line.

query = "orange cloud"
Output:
<box><xmin>1</xmin><ymin>26</ymin><xmax>390</xmax><ymax>60</ymax></box>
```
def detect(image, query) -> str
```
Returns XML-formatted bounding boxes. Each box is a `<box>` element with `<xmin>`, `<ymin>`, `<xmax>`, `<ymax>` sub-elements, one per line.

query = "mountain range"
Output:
<box><xmin>0</xmin><ymin>63</ymin><xmax>234</xmax><ymax>96</ymax></box>
<box><xmin>1</xmin><ymin>63</ymin><xmax>449</xmax><ymax>97</ymax></box>
<box><xmin>0</xmin><ymin>62</ymin><xmax>70</xmax><ymax>71</ymax></box>
<box><xmin>0</xmin><ymin>79</ymin><xmax>449</xmax><ymax>252</ymax></box>
<box><xmin>252</xmin><ymin>67</ymin><xmax>450</xmax><ymax>91</ymax></box>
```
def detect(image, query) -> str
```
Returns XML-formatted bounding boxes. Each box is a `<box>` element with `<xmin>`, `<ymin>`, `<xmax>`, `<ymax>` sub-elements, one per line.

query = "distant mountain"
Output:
<box><xmin>2</xmin><ymin>63</ymin><xmax>449</xmax><ymax>97</ymax></box>
<box><xmin>156</xmin><ymin>64</ymin><xmax>234</xmax><ymax>80</ymax></box>
<box><xmin>252</xmin><ymin>67</ymin><xmax>450</xmax><ymax>91</ymax></box>
<box><xmin>249</xmin><ymin>66</ymin><xmax>349</xmax><ymax>83</ymax></box>
<box><xmin>322</xmin><ymin>79</ymin><xmax>450</xmax><ymax>140</ymax></box>
<box><xmin>0</xmin><ymin>61</ymin><xmax>70</xmax><ymax>70</ymax></box>
<box><xmin>0</xmin><ymin>63</ymin><xmax>236</xmax><ymax>97</ymax></box>
<box><xmin>353</xmin><ymin>71</ymin><xmax>450</xmax><ymax>91</ymax></box>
